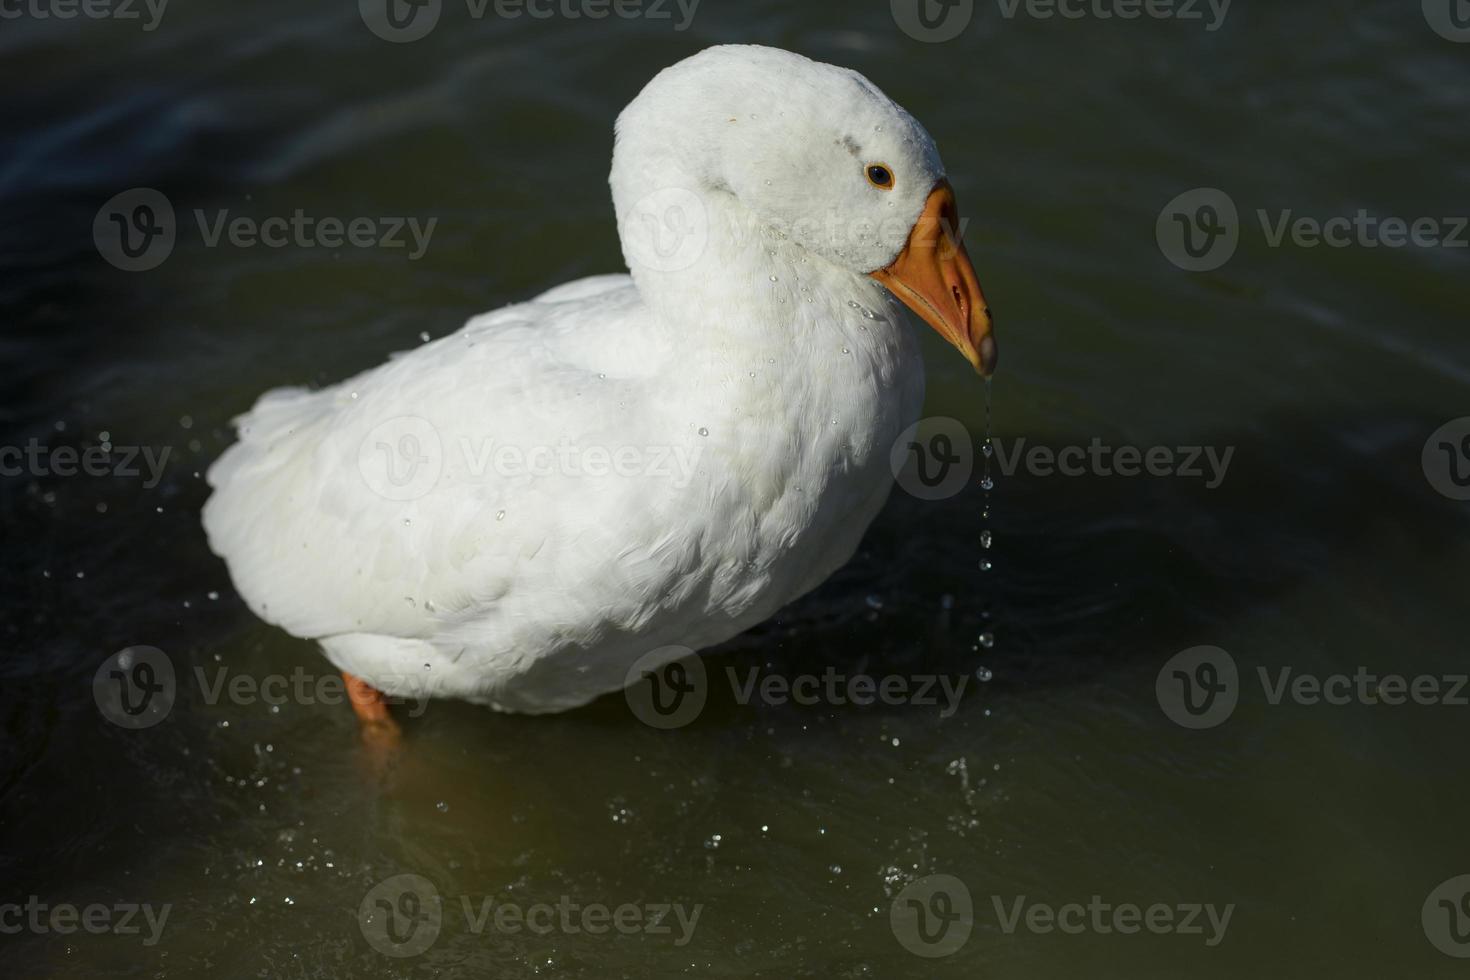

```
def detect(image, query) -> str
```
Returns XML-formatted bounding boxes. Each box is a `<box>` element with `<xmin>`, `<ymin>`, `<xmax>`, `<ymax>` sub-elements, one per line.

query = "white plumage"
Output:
<box><xmin>203</xmin><ymin>44</ymin><xmax>984</xmax><ymax>713</ymax></box>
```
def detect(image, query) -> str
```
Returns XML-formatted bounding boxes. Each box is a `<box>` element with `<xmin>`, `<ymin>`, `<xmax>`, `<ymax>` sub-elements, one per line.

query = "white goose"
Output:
<box><xmin>202</xmin><ymin>44</ymin><xmax>995</xmax><ymax>735</ymax></box>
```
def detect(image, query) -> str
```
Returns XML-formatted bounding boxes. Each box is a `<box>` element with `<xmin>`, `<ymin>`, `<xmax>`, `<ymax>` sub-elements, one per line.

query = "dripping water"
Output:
<box><xmin>976</xmin><ymin>378</ymin><xmax>996</xmax><ymax>670</ymax></box>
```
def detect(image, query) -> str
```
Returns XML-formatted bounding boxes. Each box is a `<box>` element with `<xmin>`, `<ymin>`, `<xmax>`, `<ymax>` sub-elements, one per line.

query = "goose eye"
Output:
<box><xmin>865</xmin><ymin>164</ymin><xmax>895</xmax><ymax>190</ymax></box>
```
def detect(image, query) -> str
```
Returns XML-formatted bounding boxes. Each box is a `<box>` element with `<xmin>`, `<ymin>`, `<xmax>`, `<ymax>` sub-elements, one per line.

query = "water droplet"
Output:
<box><xmin>419</xmin><ymin>331</ymin><xmax>430</xmax><ymax>342</ymax></box>
<box><xmin>980</xmin><ymin>530</ymin><xmax>992</xmax><ymax>549</ymax></box>
<box><xmin>979</xmin><ymin>560</ymin><xmax>993</xmax><ymax>572</ymax></box>
<box><xmin>436</xmin><ymin>801</ymin><xmax>449</xmax><ymax>813</ymax></box>
<box><xmin>976</xmin><ymin>666</ymin><xmax>994</xmax><ymax>682</ymax></box>
<box><xmin>978</xmin><ymin>632</ymin><xmax>995</xmax><ymax>649</ymax></box>
<box><xmin>404</xmin><ymin>597</ymin><xmax>415</xmax><ymax>607</ymax></box>
<box><xmin>769</xmin><ymin>275</ymin><xmax>779</xmax><ymax>283</ymax></box>
<box><xmin>698</xmin><ymin>427</ymin><xmax>709</xmax><ymax>437</ymax></box>
<box><xmin>980</xmin><ymin>476</ymin><xmax>995</xmax><ymax>491</ymax></box>
<box><xmin>495</xmin><ymin>510</ymin><xmax>506</xmax><ymax>521</ymax></box>
<box><xmin>865</xmin><ymin>595</ymin><xmax>884</xmax><ymax>610</ymax></box>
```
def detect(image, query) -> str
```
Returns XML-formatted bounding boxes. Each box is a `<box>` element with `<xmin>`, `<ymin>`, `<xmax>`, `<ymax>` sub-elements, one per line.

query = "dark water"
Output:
<box><xmin>2</xmin><ymin>1</ymin><xmax>1468</xmax><ymax>976</ymax></box>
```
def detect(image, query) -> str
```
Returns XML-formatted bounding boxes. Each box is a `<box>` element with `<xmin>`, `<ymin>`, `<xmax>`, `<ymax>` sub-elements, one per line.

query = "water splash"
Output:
<box><xmin>978</xmin><ymin>378</ymin><xmax>997</xmax><ymax>653</ymax></box>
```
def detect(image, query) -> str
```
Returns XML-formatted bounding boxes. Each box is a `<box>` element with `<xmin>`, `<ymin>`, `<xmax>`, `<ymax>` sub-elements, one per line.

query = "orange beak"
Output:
<box><xmin>870</xmin><ymin>179</ymin><xmax>996</xmax><ymax>376</ymax></box>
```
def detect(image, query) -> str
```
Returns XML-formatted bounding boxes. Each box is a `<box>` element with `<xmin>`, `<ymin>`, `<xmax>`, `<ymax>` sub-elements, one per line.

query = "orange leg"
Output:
<box><xmin>344</xmin><ymin>672</ymin><xmax>402</xmax><ymax>747</ymax></box>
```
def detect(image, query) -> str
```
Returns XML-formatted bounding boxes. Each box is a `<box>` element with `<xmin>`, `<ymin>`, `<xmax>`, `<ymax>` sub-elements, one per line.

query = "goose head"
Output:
<box><xmin>611</xmin><ymin>44</ymin><xmax>997</xmax><ymax>376</ymax></box>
